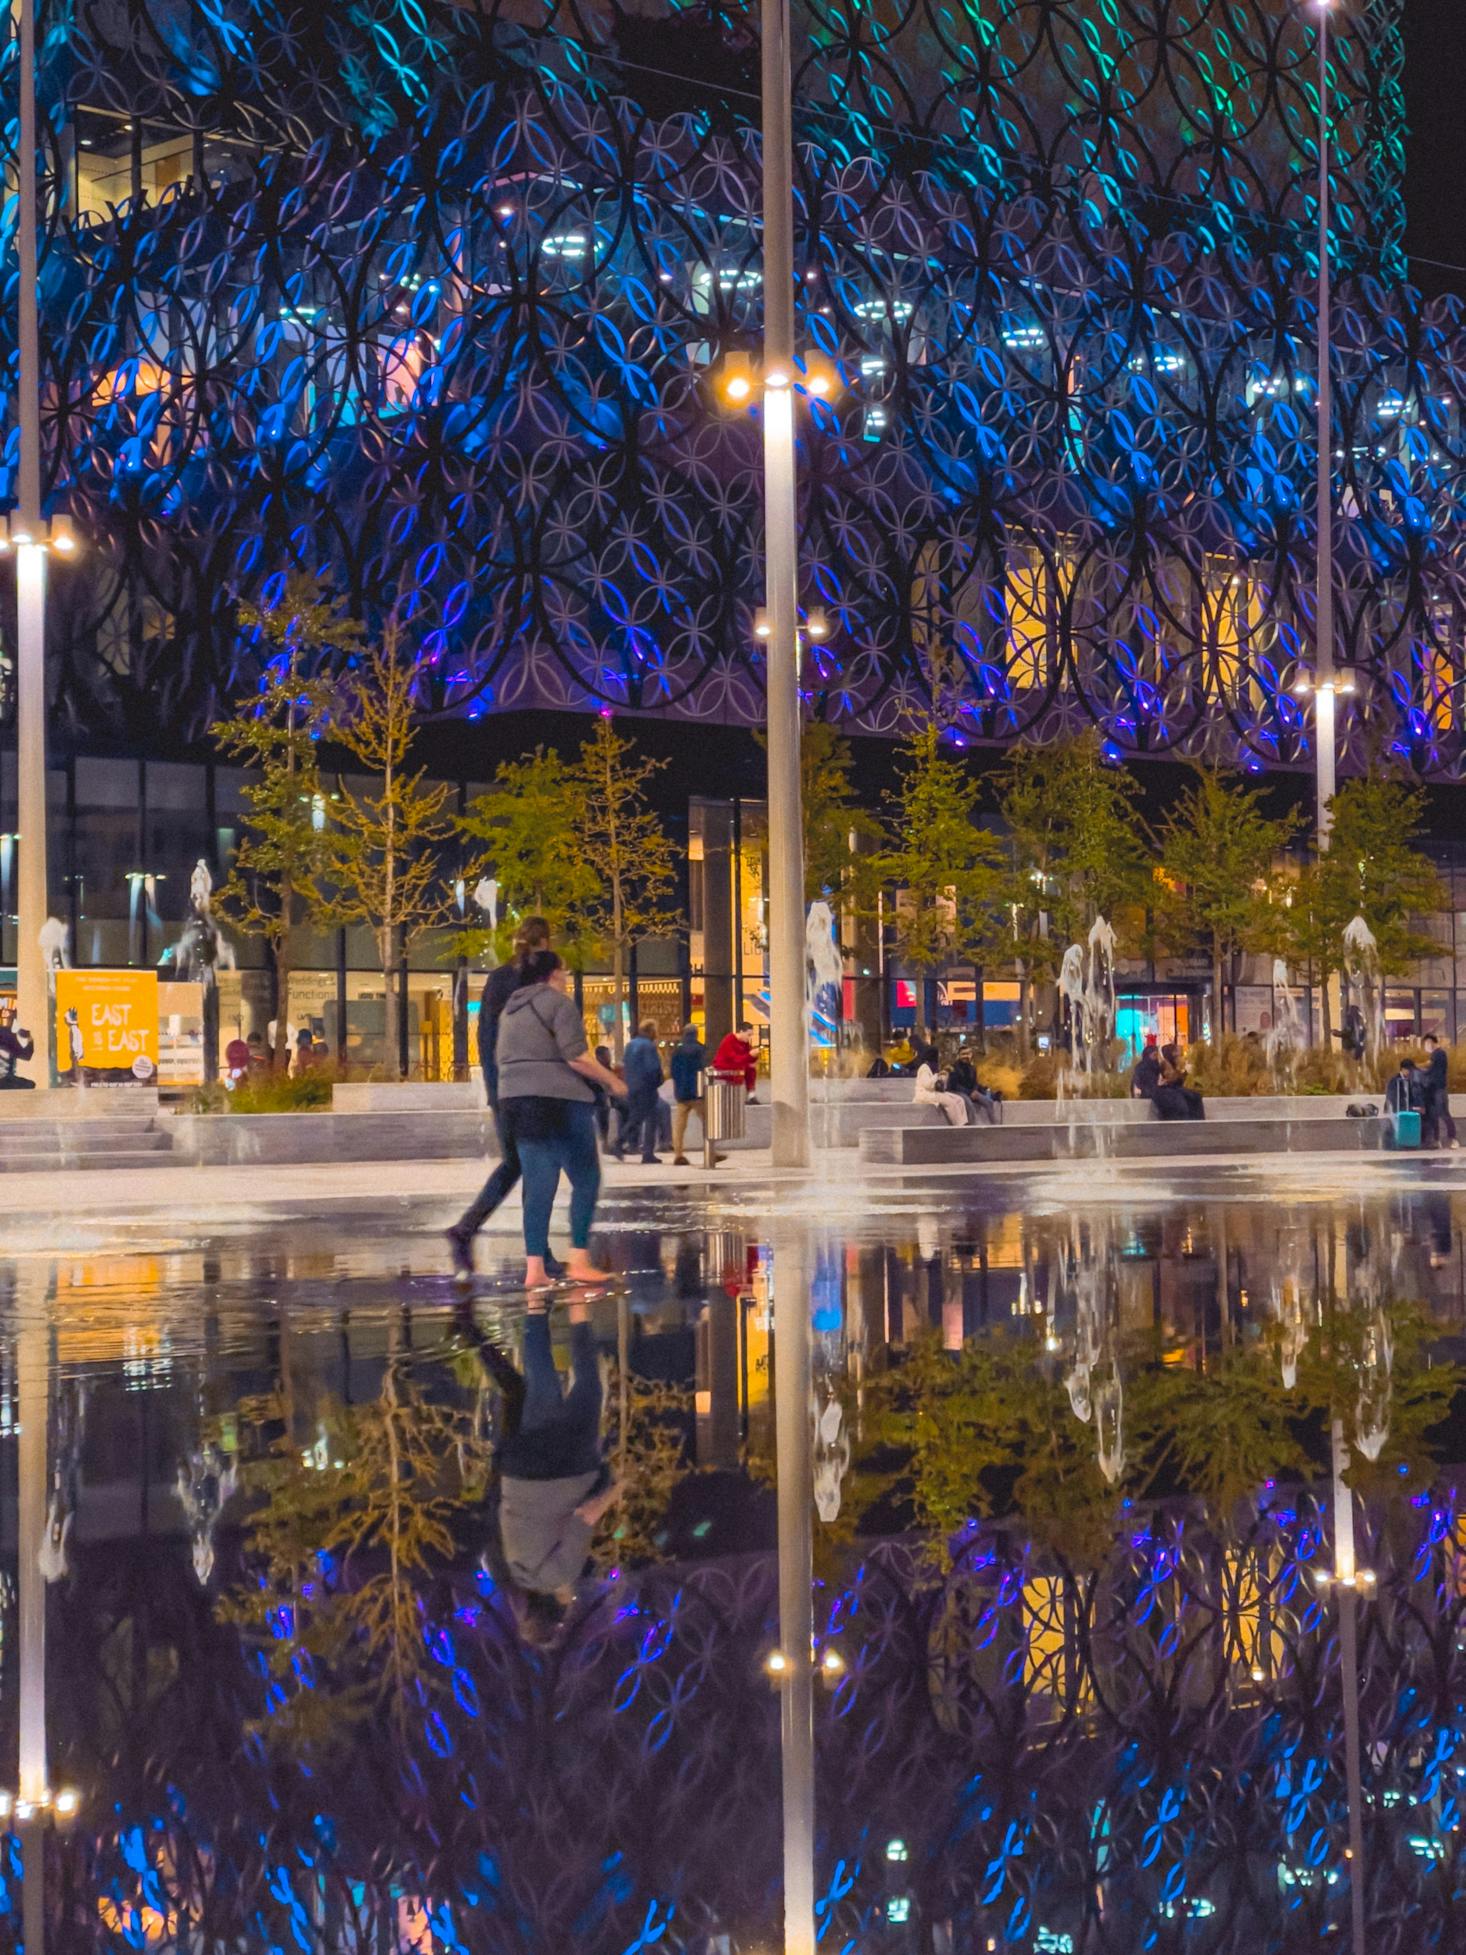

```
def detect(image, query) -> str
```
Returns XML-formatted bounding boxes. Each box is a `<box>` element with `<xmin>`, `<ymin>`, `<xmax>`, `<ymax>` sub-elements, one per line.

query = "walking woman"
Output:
<box><xmin>447</xmin><ymin>916</ymin><xmax>552</xmax><ymax>1284</ymax></box>
<box><xmin>496</xmin><ymin>949</ymin><xmax>627</xmax><ymax>1290</ymax></box>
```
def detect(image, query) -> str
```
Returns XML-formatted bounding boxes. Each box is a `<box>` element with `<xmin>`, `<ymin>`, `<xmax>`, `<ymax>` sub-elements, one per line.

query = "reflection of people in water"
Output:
<box><xmin>478</xmin><ymin>1300</ymin><xmax>622</xmax><ymax>1638</ymax></box>
<box><xmin>1423</xmin><ymin>1191</ymin><xmax>1454</xmax><ymax>1268</ymax></box>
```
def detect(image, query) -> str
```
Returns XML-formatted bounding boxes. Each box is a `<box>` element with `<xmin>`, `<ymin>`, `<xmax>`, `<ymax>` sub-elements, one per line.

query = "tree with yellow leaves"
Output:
<box><xmin>213</xmin><ymin>573</ymin><xmax>363</xmax><ymax>1070</ymax></box>
<box><xmin>319</xmin><ymin>622</ymin><xmax>455</xmax><ymax>1078</ymax></box>
<box><xmin>569</xmin><ymin>718</ymin><xmax>681</xmax><ymax>1057</ymax></box>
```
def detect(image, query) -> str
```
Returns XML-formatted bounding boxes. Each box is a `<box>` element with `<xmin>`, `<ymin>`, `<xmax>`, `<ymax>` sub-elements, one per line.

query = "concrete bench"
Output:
<box><xmin>860</xmin><ymin>1113</ymin><xmax>1394</xmax><ymax>1167</ymax></box>
<box><xmin>171</xmin><ymin>1107</ymin><xmax>490</xmax><ymax>1166</ymax></box>
<box><xmin>332</xmin><ymin>1081</ymin><xmax>484</xmax><ymax>1112</ymax></box>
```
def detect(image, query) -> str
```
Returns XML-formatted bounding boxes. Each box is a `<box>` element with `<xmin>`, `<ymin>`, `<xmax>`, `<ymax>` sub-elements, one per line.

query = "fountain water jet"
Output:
<box><xmin>805</xmin><ymin>900</ymin><xmax>845</xmax><ymax>1150</ymax></box>
<box><xmin>1342</xmin><ymin>915</ymin><xmax>1386</xmax><ymax>1071</ymax></box>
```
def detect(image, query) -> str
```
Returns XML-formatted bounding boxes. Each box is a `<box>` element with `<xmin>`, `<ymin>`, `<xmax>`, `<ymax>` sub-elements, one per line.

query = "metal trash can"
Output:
<box><xmin>705</xmin><ymin>1076</ymin><xmax>747</xmax><ymax>1166</ymax></box>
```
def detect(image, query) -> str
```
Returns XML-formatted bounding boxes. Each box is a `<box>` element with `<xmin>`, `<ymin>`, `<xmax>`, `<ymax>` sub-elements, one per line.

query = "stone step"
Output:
<box><xmin>0</xmin><ymin>1124</ymin><xmax>169</xmax><ymax>1154</ymax></box>
<box><xmin>0</xmin><ymin>1145</ymin><xmax>176</xmax><ymax>1173</ymax></box>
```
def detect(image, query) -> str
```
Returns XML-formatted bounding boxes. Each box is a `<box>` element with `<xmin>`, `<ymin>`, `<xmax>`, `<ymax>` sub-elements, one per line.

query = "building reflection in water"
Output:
<box><xmin>1</xmin><ymin>1185</ymin><xmax>1466</xmax><ymax>1949</ymax></box>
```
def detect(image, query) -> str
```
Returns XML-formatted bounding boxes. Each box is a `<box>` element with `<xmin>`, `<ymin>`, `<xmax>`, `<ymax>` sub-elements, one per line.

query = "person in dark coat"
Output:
<box><xmin>446</xmin><ymin>917</ymin><xmax>551</xmax><ymax>1283</ymax></box>
<box><xmin>1386</xmin><ymin>1057</ymin><xmax>1422</xmax><ymax>1117</ymax></box>
<box><xmin>1130</xmin><ymin>1036</ymin><xmax>1162</xmax><ymax>1101</ymax></box>
<box><xmin>616</xmin><ymin>1021</ymin><xmax>664</xmax><ymax>1163</ymax></box>
<box><xmin>0</xmin><ymin>1006</ymin><xmax>36</xmax><ymax>1089</ymax></box>
<box><xmin>946</xmin><ymin>1049</ymin><xmax>1001</xmax><ymax>1124</ymax></box>
<box><xmin>1153</xmin><ymin>1043</ymin><xmax>1204</xmax><ymax>1120</ymax></box>
<box><xmin>669</xmin><ymin>1025</ymin><xmax>712</xmax><ymax>1163</ymax></box>
<box><xmin>1421</xmin><ymin>1035</ymin><xmax>1457</xmax><ymax>1148</ymax></box>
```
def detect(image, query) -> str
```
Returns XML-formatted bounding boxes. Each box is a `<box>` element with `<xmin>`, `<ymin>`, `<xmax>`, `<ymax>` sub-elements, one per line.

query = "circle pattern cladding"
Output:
<box><xmin>4</xmin><ymin>0</ymin><xmax>1454</xmax><ymax>776</ymax></box>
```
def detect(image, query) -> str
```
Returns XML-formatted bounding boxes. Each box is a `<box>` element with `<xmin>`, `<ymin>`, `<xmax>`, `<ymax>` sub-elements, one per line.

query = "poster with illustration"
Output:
<box><xmin>54</xmin><ymin>971</ymin><xmax>159</xmax><ymax>1085</ymax></box>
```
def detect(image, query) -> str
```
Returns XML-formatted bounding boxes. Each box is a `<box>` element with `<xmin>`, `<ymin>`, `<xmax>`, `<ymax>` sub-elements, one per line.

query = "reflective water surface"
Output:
<box><xmin>7</xmin><ymin>1160</ymin><xmax>1466</xmax><ymax>1953</ymax></box>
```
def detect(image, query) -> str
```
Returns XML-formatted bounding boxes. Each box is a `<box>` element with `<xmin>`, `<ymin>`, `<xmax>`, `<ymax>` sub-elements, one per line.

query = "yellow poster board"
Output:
<box><xmin>55</xmin><ymin>970</ymin><xmax>159</xmax><ymax>1080</ymax></box>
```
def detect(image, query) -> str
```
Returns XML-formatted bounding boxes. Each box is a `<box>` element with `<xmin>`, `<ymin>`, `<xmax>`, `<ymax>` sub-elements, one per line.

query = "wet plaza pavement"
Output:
<box><xmin>7</xmin><ymin>1155</ymin><xmax>1466</xmax><ymax>1952</ymax></box>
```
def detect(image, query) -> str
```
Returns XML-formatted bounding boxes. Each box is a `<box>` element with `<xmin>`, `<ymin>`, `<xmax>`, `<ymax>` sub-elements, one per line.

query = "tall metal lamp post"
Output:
<box><xmin>1298</xmin><ymin>0</ymin><xmax>1351</xmax><ymax>851</ymax></box>
<box><xmin>13</xmin><ymin>0</ymin><xmax>75</xmax><ymax>1085</ymax></box>
<box><xmin>759</xmin><ymin>0</ymin><xmax>809</xmax><ymax>1173</ymax></box>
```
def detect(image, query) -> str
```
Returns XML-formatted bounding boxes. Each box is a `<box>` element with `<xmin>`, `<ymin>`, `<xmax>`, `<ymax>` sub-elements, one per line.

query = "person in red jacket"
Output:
<box><xmin>712</xmin><ymin>1025</ymin><xmax>759</xmax><ymax>1095</ymax></box>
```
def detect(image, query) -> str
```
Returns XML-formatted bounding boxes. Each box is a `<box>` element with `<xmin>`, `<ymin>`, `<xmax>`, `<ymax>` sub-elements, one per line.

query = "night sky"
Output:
<box><xmin>1403</xmin><ymin>0</ymin><xmax>1466</xmax><ymax>298</ymax></box>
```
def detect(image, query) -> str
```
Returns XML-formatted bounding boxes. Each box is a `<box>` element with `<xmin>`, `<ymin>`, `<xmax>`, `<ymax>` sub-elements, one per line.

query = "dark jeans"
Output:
<box><xmin>519</xmin><ymin>1099</ymin><xmax>601</xmax><ymax>1258</ymax></box>
<box><xmin>455</xmin><ymin>1091</ymin><xmax>520</xmax><ymax>1238</ymax></box>
<box><xmin>618</xmin><ymin>1084</ymin><xmax>660</xmax><ymax>1161</ymax></box>
<box><xmin>1425</xmin><ymin>1086</ymin><xmax>1457</xmax><ymax>1147</ymax></box>
<box><xmin>1155</xmin><ymin>1084</ymin><xmax>1205</xmax><ymax>1121</ymax></box>
<box><xmin>499</xmin><ymin>1313</ymin><xmax>603</xmax><ymax>1479</ymax></box>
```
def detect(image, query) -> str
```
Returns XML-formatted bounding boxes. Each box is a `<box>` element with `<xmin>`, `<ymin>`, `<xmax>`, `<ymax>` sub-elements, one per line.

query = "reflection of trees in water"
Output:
<box><xmin>848</xmin><ymin>1295</ymin><xmax>1457</xmax><ymax>1570</ymax></box>
<box><xmin>218</xmin><ymin>1360</ymin><xmax>491</xmax><ymax>1749</ymax></box>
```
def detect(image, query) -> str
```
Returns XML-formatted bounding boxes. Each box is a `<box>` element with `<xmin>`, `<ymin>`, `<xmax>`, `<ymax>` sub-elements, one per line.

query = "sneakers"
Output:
<box><xmin>446</xmin><ymin>1226</ymin><xmax>475</xmax><ymax>1288</ymax></box>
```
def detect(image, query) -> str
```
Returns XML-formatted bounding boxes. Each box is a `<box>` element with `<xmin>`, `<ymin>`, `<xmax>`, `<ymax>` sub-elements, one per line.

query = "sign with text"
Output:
<box><xmin>56</xmin><ymin>970</ymin><xmax>159</xmax><ymax>1082</ymax></box>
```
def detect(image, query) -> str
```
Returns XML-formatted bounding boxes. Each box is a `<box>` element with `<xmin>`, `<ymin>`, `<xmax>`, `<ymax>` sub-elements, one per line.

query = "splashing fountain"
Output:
<box><xmin>805</xmin><ymin>900</ymin><xmax>845</xmax><ymax>1150</ymax></box>
<box><xmin>1056</xmin><ymin>915</ymin><xmax>1121</xmax><ymax>1153</ymax></box>
<box><xmin>1342</xmin><ymin>914</ymin><xmax>1386</xmax><ymax>1072</ymax></box>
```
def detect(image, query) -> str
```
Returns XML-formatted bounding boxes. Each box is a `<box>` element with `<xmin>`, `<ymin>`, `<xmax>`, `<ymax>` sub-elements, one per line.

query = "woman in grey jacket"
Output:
<box><xmin>496</xmin><ymin>950</ymin><xmax>627</xmax><ymax>1288</ymax></box>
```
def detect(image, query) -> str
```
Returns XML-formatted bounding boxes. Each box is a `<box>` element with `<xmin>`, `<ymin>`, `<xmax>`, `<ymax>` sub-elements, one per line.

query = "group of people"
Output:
<box><xmin>612</xmin><ymin>1021</ymin><xmax>752</xmax><ymax>1165</ymax></box>
<box><xmin>1130</xmin><ymin>1036</ymin><xmax>1206</xmax><ymax>1120</ymax></box>
<box><xmin>911</xmin><ymin>1041</ymin><xmax>1004</xmax><ymax>1126</ymax></box>
<box><xmin>1387</xmin><ymin>1035</ymin><xmax>1459</xmax><ymax>1147</ymax></box>
<box><xmin>447</xmin><ymin>916</ymin><xmax>758</xmax><ymax>1289</ymax></box>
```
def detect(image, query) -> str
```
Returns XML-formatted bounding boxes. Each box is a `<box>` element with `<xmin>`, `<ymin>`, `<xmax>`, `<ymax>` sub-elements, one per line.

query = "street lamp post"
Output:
<box><xmin>1312</xmin><ymin>0</ymin><xmax>1338</xmax><ymax>853</ymax></box>
<box><xmin>15</xmin><ymin>0</ymin><xmax>51</xmax><ymax>1084</ymax></box>
<box><xmin>760</xmin><ymin>0</ymin><xmax>810</xmax><ymax>1172</ymax></box>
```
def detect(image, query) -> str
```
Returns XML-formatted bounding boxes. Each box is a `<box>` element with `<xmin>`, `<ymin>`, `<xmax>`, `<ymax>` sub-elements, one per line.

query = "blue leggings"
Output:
<box><xmin>517</xmin><ymin>1099</ymin><xmax>602</xmax><ymax>1259</ymax></box>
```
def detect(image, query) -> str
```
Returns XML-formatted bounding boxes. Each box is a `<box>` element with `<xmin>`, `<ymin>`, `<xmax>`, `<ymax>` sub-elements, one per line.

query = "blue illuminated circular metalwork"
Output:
<box><xmin>3</xmin><ymin>0</ymin><xmax>1452</xmax><ymax>776</ymax></box>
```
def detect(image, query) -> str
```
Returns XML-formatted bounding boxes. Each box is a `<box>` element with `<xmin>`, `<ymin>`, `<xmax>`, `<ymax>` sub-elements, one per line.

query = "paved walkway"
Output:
<box><xmin>0</xmin><ymin>1148</ymin><xmax>783</xmax><ymax>1228</ymax></box>
<box><xmin>0</xmin><ymin>1137</ymin><xmax>1459</xmax><ymax>1234</ymax></box>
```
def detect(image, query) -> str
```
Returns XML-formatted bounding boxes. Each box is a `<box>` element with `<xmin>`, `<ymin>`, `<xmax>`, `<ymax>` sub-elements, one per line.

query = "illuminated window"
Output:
<box><xmin>1007</xmin><ymin>547</ymin><xmax>1050</xmax><ymax>690</ymax></box>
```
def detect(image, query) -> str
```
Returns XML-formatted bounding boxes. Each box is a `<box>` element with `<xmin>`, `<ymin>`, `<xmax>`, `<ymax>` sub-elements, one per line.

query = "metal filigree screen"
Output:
<box><xmin>6</xmin><ymin>0</ymin><xmax>1456</xmax><ymax>776</ymax></box>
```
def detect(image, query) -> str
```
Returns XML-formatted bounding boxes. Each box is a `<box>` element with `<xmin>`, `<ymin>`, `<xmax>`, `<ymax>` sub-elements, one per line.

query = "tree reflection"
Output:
<box><xmin>219</xmin><ymin>1359</ymin><xmax>489</xmax><ymax>1749</ymax></box>
<box><xmin>847</xmin><ymin>1295</ymin><xmax>1460</xmax><ymax>1570</ymax></box>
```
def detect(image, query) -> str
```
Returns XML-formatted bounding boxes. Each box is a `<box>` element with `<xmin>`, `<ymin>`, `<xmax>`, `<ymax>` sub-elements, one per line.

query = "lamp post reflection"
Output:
<box><xmin>12</xmin><ymin>1266</ymin><xmax>80</xmax><ymax>1955</ymax></box>
<box><xmin>769</xmin><ymin>1219</ymin><xmax>816</xmax><ymax>1955</ymax></box>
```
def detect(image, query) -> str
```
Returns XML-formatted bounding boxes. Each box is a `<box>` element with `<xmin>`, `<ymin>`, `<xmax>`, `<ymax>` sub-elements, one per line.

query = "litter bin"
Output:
<box><xmin>705</xmin><ymin>1076</ymin><xmax>747</xmax><ymax>1166</ymax></box>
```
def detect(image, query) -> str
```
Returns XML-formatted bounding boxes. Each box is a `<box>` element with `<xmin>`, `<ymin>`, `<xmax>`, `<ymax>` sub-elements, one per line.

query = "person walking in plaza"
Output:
<box><xmin>496</xmin><ymin>950</ymin><xmax>626</xmax><ymax>1289</ymax></box>
<box><xmin>670</xmin><ymin>1023</ymin><xmax>714</xmax><ymax>1164</ymax></box>
<box><xmin>446</xmin><ymin>917</ymin><xmax>554</xmax><ymax>1285</ymax></box>
<box><xmin>591</xmin><ymin>1042</ymin><xmax>616</xmax><ymax>1148</ymax></box>
<box><xmin>616</xmin><ymin>1020</ymin><xmax>664</xmax><ymax>1164</ymax></box>
<box><xmin>1421</xmin><ymin>1034</ymin><xmax>1458</xmax><ymax>1148</ymax></box>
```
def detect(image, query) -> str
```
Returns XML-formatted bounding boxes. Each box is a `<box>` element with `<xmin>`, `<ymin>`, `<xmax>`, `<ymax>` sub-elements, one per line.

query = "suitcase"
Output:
<box><xmin>1392</xmin><ymin>1108</ymin><xmax>1422</xmax><ymax>1149</ymax></box>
